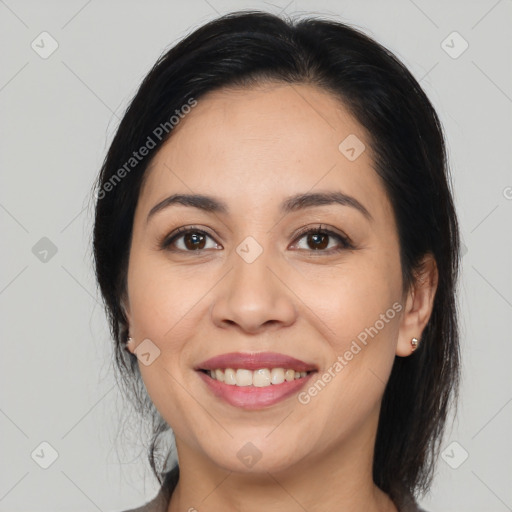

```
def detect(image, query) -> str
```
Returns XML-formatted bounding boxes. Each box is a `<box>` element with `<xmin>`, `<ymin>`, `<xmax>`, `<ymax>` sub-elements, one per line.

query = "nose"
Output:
<box><xmin>209</xmin><ymin>248</ymin><xmax>297</xmax><ymax>334</ymax></box>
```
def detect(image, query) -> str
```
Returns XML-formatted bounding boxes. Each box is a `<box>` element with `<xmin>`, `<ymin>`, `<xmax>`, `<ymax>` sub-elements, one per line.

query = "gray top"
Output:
<box><xmin>119</xmin><ymin>466</ymin><xmax>429</xmax><ymax>512</ymax></box>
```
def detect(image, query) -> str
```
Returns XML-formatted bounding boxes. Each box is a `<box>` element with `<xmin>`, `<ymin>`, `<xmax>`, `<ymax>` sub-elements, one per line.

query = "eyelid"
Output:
<box><xmin>289</xmin><ymin>224</ymin><xmax>354</xmax><ymax>251</ymax></box>
<box><xmin>159</xmin><ymin>225</ymin><xmax>222</xmax><ymax>251</ymax></box>
<box><xmin>159</xmin><ymin>224</ymin><xmax>354</xmax><ymax>253</ymax></box>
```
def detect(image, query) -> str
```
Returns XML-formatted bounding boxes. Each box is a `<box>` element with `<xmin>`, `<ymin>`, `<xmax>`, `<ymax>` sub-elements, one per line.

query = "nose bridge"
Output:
<box><xmin>232</xmin><ymin>238</ymin><xmax>275</xmax><ymax>293</ymax></box>
<box><xmin>230</xmin><ymin>236</ymin><xmax>279</xmax><ymax>308</ymax></box>
<box><xmin>209</xmin><ymin>234</ymin><xmax>297</xmax><ymax>333</ymax></box>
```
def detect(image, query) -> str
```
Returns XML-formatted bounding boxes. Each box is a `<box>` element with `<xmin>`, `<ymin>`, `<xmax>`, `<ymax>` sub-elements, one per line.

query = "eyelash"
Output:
<box><xmin>158</xmin><ymin>224</ymin><xmax>355</xmax><ymax>254</ymax></box>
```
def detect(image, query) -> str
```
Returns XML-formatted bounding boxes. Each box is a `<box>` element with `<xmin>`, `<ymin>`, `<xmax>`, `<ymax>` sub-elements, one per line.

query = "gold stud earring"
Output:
<box><xmin>411</xmin><ymin>337</ymin><xmax>419</xmax><ymax>351</ymax></box>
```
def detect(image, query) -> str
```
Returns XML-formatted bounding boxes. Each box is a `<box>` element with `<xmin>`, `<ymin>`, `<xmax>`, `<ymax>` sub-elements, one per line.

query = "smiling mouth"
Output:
<box><xmin>198</xmin><ymin>368</ymin><xmax>315</xmax><ymax>387</ymax></box>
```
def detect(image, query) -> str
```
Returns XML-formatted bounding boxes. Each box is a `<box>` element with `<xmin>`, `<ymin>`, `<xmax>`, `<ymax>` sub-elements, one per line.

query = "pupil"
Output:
<box><xmin>309</xmin><ymin>233</ymin><xmax>328</xmax><ymax>250</ymax></box>
<box><xmin>185</xmin><ymin>232</ymin><xmax>205</xmax><ymax>250</ymax></box>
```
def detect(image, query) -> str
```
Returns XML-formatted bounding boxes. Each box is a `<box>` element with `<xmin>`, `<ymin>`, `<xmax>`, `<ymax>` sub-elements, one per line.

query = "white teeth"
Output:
<box><xmin>235</xmin><ymin>369</ymin><xmax>253</xmax><ymax>387</ymax></box>
<box><xmin>205</xmin><ymin>368</ymin><xmax>311</xmax><ymax>387</ymax></box>
<box><xmin>224</xmin><ymin>368</ymin><xmax>237</xmax><ymax>385</ymax></box>
<box><xmin>253</xmin><ymin>369</ymin><xmax>271</xmax><ymax>387</ymax></box>
<box><xmin>270</xmin><ymin>368</ymin><xmax>285</xmax><ymax>385</ymax></box>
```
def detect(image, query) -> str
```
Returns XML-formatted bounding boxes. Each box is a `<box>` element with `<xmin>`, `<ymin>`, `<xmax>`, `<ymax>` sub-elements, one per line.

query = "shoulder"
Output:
<box><xmin>115</xmin><ymin>489</ymin><xmax>168</xmax><ymax>512</ymax></box>
<box><xmin>399</xmin><ymin>502</ymin><xmax>430</xmax><ymax>512</ymax></box>
<box><xmin>395</xmin><ymin>490</ymin><xmax>431</xmax><ymax>512</ymax></box>
<box><xmin>115</xmin><ymin>466</ymin><xmax>179</xmax><ymax>512</ymax></box>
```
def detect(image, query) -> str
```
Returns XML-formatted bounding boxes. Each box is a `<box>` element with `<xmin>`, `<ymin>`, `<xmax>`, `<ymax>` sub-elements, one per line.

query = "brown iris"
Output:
<box><xmin>307</xmin><ymin>232</ymin><xmax>329</xmax><ymax>250</ymax></box>
<box><xmin>183</xmin><ymin>232</ymin><xmax>207</xmax><ymax>250</ymax></box>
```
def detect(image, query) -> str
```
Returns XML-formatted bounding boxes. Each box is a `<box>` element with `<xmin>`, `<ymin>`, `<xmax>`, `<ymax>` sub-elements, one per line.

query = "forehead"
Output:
<box><xmin>138</xmin><ymin>82</ymin><xmax>388</xmax><ymax>220</ymax></box>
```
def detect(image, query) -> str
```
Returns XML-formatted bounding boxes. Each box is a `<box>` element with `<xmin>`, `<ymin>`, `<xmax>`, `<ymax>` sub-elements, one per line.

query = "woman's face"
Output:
<box><xmin>125</xmin><ymin>82</ymin><xmax>411</xmax><ymax>475</ymax></box>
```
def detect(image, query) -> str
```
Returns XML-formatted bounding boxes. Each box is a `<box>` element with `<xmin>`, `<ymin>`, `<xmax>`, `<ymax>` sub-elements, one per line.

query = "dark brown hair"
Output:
<box><xmin>92</xmin><ymin>10</ymin><xmax>461</xmax><ymax>504</ymax></box>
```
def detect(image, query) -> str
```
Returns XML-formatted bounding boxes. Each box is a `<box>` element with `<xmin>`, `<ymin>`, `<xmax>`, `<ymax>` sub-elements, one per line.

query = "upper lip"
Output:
<box><xmin>195</xmin><ymin>352</ymin><xmax>318</xmax><ymax>372</ymax></box>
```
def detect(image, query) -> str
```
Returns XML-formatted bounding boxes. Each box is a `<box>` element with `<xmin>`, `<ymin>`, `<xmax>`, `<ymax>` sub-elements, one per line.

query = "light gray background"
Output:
<box><xmin>1</xmin><ymin>0</ymin><xmax>511</xmax><ymax>511</ymax></box>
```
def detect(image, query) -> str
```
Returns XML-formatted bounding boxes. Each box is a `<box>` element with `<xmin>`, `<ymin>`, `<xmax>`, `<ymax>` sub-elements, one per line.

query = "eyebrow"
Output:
<box><xmin>146</xmin><ymin>191</ymin><xmax>372</xmax><ymax>224</ymax></box>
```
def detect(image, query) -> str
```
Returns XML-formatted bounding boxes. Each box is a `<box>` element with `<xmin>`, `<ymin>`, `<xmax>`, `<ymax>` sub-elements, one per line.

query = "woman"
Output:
<box><xmin>93</xmin><ymin>10</ymin><xmax>460</xmax><ymax>512</ymax></box>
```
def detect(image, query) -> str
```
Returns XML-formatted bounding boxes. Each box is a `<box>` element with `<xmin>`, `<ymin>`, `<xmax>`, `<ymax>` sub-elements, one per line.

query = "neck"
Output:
<box><xmin>167</xmin><ymin>412</ymin><xmax>398</xmax><ymax>512</ymax></box>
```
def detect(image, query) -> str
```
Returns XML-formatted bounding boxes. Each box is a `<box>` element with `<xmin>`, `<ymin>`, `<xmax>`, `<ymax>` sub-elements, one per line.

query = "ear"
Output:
<box><xmin>396</xmin><ymin>253</ymin><xmax>438</xmax><ymax>357</ymax></box>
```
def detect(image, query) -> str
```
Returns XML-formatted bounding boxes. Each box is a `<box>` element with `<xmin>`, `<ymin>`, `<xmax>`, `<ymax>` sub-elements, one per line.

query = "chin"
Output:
<box><xmin>200</xmin><ymin>435</ymin><xmax>310</xmax><ymax>475</ymax></box>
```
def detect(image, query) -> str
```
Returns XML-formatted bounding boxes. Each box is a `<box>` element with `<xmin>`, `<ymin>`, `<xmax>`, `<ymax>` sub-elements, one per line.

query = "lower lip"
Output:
<box><xmin>197</xmin><ymin>370</ymin><xmax>315</xmax><ymax>410</ymax></box>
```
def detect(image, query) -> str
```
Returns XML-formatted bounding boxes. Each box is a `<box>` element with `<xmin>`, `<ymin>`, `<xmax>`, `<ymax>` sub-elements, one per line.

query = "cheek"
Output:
<box><xmin>127</xmin><ymin>250</ymin><xmax>205</xmax><ymax>341</ymax></box>
<box><xmin>298</xmin><ymin>264</ymin><xmax>402</xmax><ymax>435</ymax></box>
<box><xmin>295</xmin><ymin>254</ymin><xmax>401</xmax><ymax>347</ymax></box>
<box><xmin>127</xmin><ymin>253</ymin><xmax>205</xmax><ymax>427</ymax></box>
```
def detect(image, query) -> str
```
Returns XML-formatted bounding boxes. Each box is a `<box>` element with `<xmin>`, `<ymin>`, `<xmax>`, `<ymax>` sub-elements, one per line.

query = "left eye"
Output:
<box><xmin>292</xmin><ymin>227</ymin><xmax>352</xmax><ymax>252</ymax></box>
